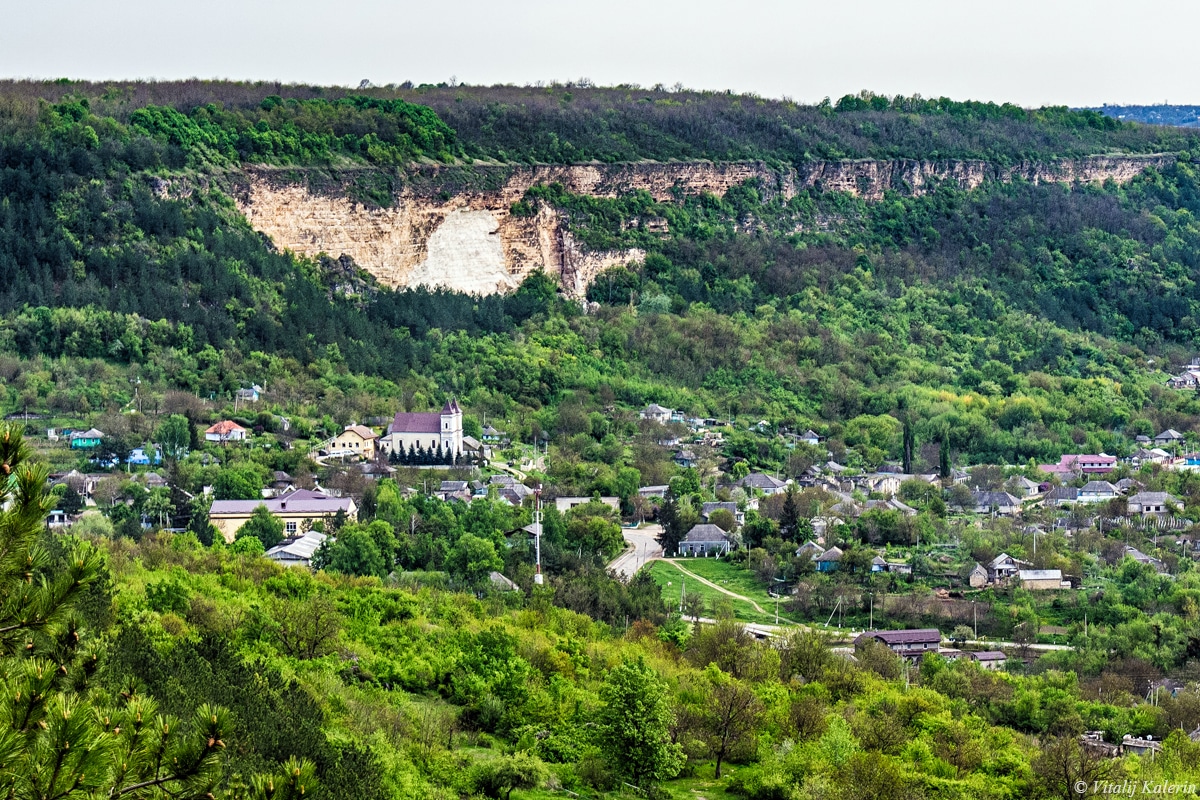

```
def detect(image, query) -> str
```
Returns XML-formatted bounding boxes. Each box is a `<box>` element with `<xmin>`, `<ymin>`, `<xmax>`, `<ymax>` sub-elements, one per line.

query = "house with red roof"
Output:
<box><xmin>205</xmin><ymin>420</ymin><xmax>247</xmax><ymax>443</ymax></box>
<box><xmin>1038</xmin><ymin>454</ymin><xmax>1116</xmax><ymax>477</ymax></box>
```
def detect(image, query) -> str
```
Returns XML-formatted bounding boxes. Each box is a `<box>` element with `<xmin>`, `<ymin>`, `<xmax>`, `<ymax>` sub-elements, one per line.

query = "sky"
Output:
<box><xmin>2</xmin><ymin>0</ymin><xmax>1197</xmax><ymax>107</ymax></box>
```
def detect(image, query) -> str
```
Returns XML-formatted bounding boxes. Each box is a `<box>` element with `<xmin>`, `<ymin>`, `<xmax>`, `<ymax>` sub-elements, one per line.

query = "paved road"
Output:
<box><xmin>609</xmin><ymin>524</ymin><xmax>663</xmax><ymax>579</ymax></box>
<box><xmin>491</xmin><ymin>460</ymin><xmax>526</xmax><ymax>481</ymax></box>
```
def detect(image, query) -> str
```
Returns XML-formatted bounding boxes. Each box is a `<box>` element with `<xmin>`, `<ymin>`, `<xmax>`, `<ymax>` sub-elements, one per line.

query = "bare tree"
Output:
<box><xmin>1033</xmin><ymin>735</ymin><xmax>1120</xmax><ymax>800</ymax></box>
<box><xmin>270</xmin><ymin>593</ymin><xmax>342</xmax><ymax>659</ymax></box>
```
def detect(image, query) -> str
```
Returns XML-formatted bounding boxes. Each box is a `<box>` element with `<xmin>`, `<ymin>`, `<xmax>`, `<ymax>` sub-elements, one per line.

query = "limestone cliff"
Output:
<box><xmin>235</xmin><ymin>155</ymin><xmax>1170</xmax><ymax>297</ymax></box>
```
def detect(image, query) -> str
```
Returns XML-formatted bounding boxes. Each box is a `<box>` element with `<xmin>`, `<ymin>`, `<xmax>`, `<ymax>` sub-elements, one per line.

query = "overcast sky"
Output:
<box><xmin>2</xmin><ymin>0</ymin><xmax>1196</xmax><ymax>107</ymax></box>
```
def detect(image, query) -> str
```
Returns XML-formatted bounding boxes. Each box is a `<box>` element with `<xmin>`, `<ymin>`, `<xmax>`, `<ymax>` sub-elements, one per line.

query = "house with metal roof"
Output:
<box><xmin>1127</xmin><ymin>491</ymin><xmax>1180</xmax><ymax>516</ymax></box>
<box><xmin>266</xmin><ymin>531</ymin><xmax>327</xmax><ymax>568</ymax></box>
<box><xmin>701</xmin><ymin>501</ymin><xmax>743</xmax><ymax>525</ymax></box>
<box><xmin>1078</xmin><ymin>481</ymin><xmax>1118</xmax><ymax>503</ymax></box>
<box><xmin>738</xmin><ymin>472</ymin><xmax>788</xmax><ymax>495</ymax></box>
<box><xmin>209</xmin><ymin>489</ymin><xmax>357</xmax><ymax>543</ymax></box>
<box><xmin>677</xmin><ymin>523</ymin><xmax>731</xmax><ymax>556</ymax></box>
<box><xmin>855</xmin><ymin>628</ymin><xmax>941</xmax><ymax>661</ymax></box>
<box><xmin>971</xmin><ymin>491</ymin><xmax>1021</xmax><ymax>515</ymax></box>
<box><xmin>1038</xmin><ymin>454</ymin><xmax>1117</xmax><ymax>476</ymax></box>
<box><xmin>1154</xmin><ymin>429</ymin><xmax>1185</xmax><ymax>447</ymax></box>
<box><xmin>639</xmin><ymin>403</ymin><xmax>673</xmax><ymax>424</ymax></box>
<box><xmin>969</xmin><ymin>651</ymin><xmax>1008</xmax><ymax>670</ymax></box>
<box><xmin>795</xmin><ymin>540</ymin><xmax>824</xmax><ymax>559</ymax></box>
<box><xmin>314</xmin><ymin>424</ymin><xmax>378</xmax><ymax>461</ymax></box>
<box><xmin>69</xmin><ymin>428</ymin><xmax>105</xmax><ymax>449</ymax></box>
<box><xmin>1018</xmin><ymin>569</ymin><xmax>1064</xmax><ymax>590</ymax></box>
<box><xmin>988</xmin><ymin>553</ymin><xmax>1023</xmax><ymax>583</ymax></box>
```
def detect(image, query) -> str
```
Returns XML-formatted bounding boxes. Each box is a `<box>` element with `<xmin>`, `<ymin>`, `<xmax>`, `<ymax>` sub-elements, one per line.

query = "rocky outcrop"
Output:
<box><xmin>235</xmin><ymin>155</ymin><xmax>1171</xmax><ymax>296</ymax></box>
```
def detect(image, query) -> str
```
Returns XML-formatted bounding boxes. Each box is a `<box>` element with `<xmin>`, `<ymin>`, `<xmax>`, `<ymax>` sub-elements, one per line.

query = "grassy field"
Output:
<box><xmin>648</xmin><ymin>559</ymin><xmax>798</xmax><ymax>627</ymax></box>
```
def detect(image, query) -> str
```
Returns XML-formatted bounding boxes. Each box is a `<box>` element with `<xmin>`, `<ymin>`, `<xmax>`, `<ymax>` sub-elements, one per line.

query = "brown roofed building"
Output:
<box><xmin>855</xmin><ymin>628</ymin><xmax>942</xmax><ymax>661</ymax></box>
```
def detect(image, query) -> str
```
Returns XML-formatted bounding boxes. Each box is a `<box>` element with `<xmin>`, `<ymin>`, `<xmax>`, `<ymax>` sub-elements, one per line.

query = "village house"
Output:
<box><xmin>1037</xmin><ymin>454</ymin><xmax>1117</xmax><ymax>476</ymax></box>
<box><xmin>855</xmin><ymin>629</ymin><xmax>941</xmax><ymax>661</ymax></box>
<box><xmin>128</xmin><ymin>447</ymin><xmax>162</xmax><ymax>466</ymax></box>
<box><xmin>988</xmin><ymin>553</ymin><xmax>1022</xmax><ymax>583</ymax></box>
<box><xmin>1154</xmin><ymin>429</ymin><xmax>1185</xmax><ymax>448</ymax></box>
<box><xmin>673</xmin><ymin>449</ymin><xmax>697</xmax><ymax>468</ymax></box>
<box><xmin>205</xmin><ymin>420</ymin><xmax>247</xmax><ymax>443</ymax></box>
<box><xmin>799</xmin><ymin>429</ymin><xmax>823</xmax><ymax>446</ymax></box>
<box><xmin>677</xmin><ymin>523</ymin><xmax>732</xmax><ymax>556</ymax></box>
<box><xmin>1120</xmin><ymin>735</ymin><xmax>1163</xmax><ymax>757</ymax></box>
<box><xmin>639</xmin><ymin>403</ymin><xmax>674</xmax><ymax>424</ymax></box>
<box><xmin>1124</xmin><ymin>545</ymin><xmax>1168</xmax><ymax>573</ymax></box>
<box><xmin>795</xmin><ymin>540</ymin><xmax>824</xmax><ymax>559</ymax></box>
<box><xmin>379</xmin><ymin>400</ymin><xmax>463</xmax><ymax>461</ymax></box>
<box><xmin>208</xmin><ymin>488</ymin><xmax>357</xmax><ymax>543</ymax></box>
<box><xmin>1127</xmin><ymin>491</ymin><xmax>1180</xmax><ymax>516</ymax></box>
<box><xmin>1044</xmin><ymin>486</ymin><xmax>1079</xmax><ymax>506</ymax></box>
<box><xmin>1005</xmin><ymin>476</ymin><xmax>1041</xmax><ymax>498</ymax></box>
<box><xmin>738</xmin><ymin>472</ymin><xmax>788</xmax><ymax>495</ymax></box>
<box><xmin>968</xmin><ymin>562</ymin><xmax>989</xmax><ymax>588</ymax></box>
<box><xmin>638</xmin><ymin>485</ymin><xmax>669</xmax><ymax>498</ymax></box>
<box><xmin>1128</xmin><ymin>448</ymin><xmax>1172</xmax><ymax>467</ymax></box>
<box><xmin>970</xmin><ymin>491</ymin><xmax>1021</xmax><ymax>516</ymax></box>
<box><xmin>265</xmin><ymin>530</ymin><xmax>326</xmax><ymax>568</ymax></box>
<box><xmin>1115</xmin><ymin>478</ymin><xmax>1145</xmax><ymax>494</ymax></box>
<box><xmin>271</xmin><ymin>471</ymin><xmax>295</xmax><ymax>495</ymax></box>
<box><xmin>461</xmin><ymin>435</ymin><xmax>490</xmax><ymax>464</ymax></box>
<box><xmin>438</xmin><ymin>480</ymin><xmax>471</xmax><ymax>501</ymax></box>
<box><xmin>68</xmin><ymin>428</ymin><xmax>104</xmax><ymax>449</ymax></box>
<box><xmin>314</xmin><ymin>424</ymin><xmax>378</xmax><ymax>461</ymax></box>
<box><xmin>857</xmin><ymin>473</ymin><xmax>904</xmax><ymax>496</ymax></box>
<box><xmin>1018</xmin><ymin>569</ymin><xmax>1065</xmax><ymax>590</ymax></box>
<box><xmin>554</xmin><ymin>496</ymin><xmax>620</xmax><ymax>513</ymax></box>
<box><xmin>1168</xmin><ymin>364</ymin><xmax>1200</xmax><ymax>389</ymax></box>
<box><xmin>481</xmin><ymin>425</ymin><xmax>507</xmax><ymax>444</ymax></box>
<box><xmin>236</xmin><ymin>385</ymin><xmax>263</xmax><ymax>403</ymax></box>
<box><xmin>1078</xmin><ymin>480</ymin><xmax>1118</xmax><ymax>503</ymax></box>
<box><xmin>969</xmin><ymin>651</ymin><xmax>1008</xmax><ymax>670</ymax></box>
<box><xmin>701</xmin><ymin>501</ymin><xmax>744</xmax><ymax>526</ymax></box>
<box><xmin>141</xmin><ymin>472</ymin><xmax>168</xmax><ymax>490</ymax></box>
<box><xmin>814</xmin><ymin>546</ymin><xmax>843</xmax><ymax>572</ymax></box>
<box><xmin>863</xmin><ymin>497</ymin><xmax>918</xmax><ymax>516</ymax></box>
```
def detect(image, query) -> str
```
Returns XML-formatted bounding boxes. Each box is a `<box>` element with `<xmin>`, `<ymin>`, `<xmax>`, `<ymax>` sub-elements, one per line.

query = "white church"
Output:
<box><xmin>379</xmin><ymin>399</ymin><xmax>463</xmax><ymax>460</ymax></box>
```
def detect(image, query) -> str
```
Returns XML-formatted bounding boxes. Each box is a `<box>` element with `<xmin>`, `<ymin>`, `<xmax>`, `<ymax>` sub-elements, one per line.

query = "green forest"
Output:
<box><xmin>6</xmin><ymin>79</ymin><xmax>1200</xmax><ymax>798</ymax></box>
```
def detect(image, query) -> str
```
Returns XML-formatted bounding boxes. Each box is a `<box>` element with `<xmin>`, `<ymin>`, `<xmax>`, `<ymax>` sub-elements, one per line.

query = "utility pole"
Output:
<box><xmin>533</xmin><ymin>485</ymin><xmax>544</xmax><ymax>585</ymax></box>
<box><xmin>973</xmin><ymin>601</ymin><xmax>977</xmax><ymax>639</ymax></box>
<box><xmin>680</xmin><ymin>578</ymin><xmax>686</xmax><ymax>614</ymax></box>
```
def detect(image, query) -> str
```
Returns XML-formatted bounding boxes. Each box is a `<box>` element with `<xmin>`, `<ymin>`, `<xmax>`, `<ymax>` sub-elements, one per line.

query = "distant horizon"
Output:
<box><xmin>0</xmin><ymin>75</ymin><xmax>1195</xmax><ymax>112</ymax></box>
<box><xmin>3</xmin><ymin>0</ymin><xmax>1198</xmax><ymax>109</ymax></box>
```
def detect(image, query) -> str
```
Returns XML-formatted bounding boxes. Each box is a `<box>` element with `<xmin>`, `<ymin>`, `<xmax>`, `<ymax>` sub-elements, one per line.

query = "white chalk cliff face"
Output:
<box><xmin>407</xmin><ymin>209</ymin><xmax>510</xmax><ymax>294</ymax></box>
<box><xmin>235</xmin><ymin>156</ymin><xmax>1170</xmax><ymax>297</ymax></box>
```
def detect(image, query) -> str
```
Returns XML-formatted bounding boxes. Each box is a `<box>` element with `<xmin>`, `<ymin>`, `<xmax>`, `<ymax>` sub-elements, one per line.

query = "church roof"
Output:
<box><xmin>388</xmin><ymin>412</ymin><xmax>442</xmax><ymax>434</ymax></box>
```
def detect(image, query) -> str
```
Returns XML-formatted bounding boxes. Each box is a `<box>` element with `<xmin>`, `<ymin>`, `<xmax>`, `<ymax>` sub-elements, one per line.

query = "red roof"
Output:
<box><xmin>387</xmin><ymin>412</ymin><xmax>441</xmax><ymax>435</ymax></box>
<box><xmin>206</xmin><ymin>420</ymin><xmax>246</xmax><ymax>435</ymax></box>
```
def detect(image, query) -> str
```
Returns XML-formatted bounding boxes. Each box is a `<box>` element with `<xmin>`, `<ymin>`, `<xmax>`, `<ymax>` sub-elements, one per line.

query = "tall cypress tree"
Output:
<box><xmin>939</xmin><ymin>427</ymin><xmax>951</xmax><ymax>480</ymax></box>
<box><xmin>902</xmin><ymin>419</ymin><xmax>915</xmax><ymax>475</ymax></box>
